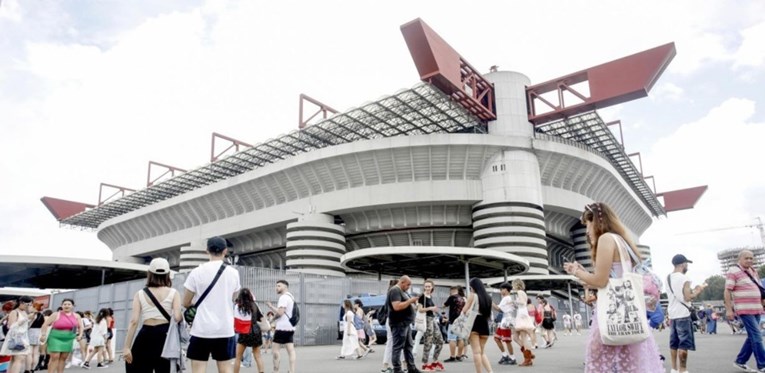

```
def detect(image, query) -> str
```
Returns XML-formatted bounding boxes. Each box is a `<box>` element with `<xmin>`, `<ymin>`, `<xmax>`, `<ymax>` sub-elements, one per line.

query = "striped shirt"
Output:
<box><xmin>725</xmin><ymin>265</ymin><xmax>764</xmax><ymax>315</ymax></box>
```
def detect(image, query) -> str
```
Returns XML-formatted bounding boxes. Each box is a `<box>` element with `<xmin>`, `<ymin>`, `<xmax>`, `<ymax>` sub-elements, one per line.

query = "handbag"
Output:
<box><xmin>184</xmin><ymin>263</ymin><xmax>227</xmax><ymax>325</ymax></box>
<box><xmin>596</xmin><ymin>233</ymin><xmax>651</xmax><ymax>346</ymax></box>
<box><xmin>414</xmin><ymin>309</ymin><xmax>427</xmax><ymax>333</ymax></box>
<box><xmin>449</xmin><ymin>294</ymin><xmax>478</xmax><ymax>340</ymax></box>
<box><xmin>666</xmin><ymin>274</ymin><xmax>699</xmax><ymax>322</ymax></box>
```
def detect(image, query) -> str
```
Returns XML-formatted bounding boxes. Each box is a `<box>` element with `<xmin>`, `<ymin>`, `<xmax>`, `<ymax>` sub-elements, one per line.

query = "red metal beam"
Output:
<box><xmin>211</xmin><ymin>132</ymin><xmax>252</xmax><ymax>162</ymax></box>
<box><xmin>98</xmin><ymin>183</ymin><xmax>135</xmax><ymax>206</ymax></box>
<box><xmin>40</xmin><ymin>196</ymin><xmax>95</xmax><ymax>221</ymax></box>
<box><xmin>527</xmin><ymin>43</ymin><xmax>676</xmax><ymax>125</ymax></box>
<box><xmin>147</xmin><ymin>161</ymin><xmax>186</xmax><ymax>187</ymax></box>
<box><xmin>643</xmin><ymin>175</ymin><xmax>656</xmax><ymax>194</ymax></box>
<box><xmin>628</xmin><ymin>152</ymin><xmax>643</xmax><ymax>175</ymax></box>
<box><xmin>657</xmin><ymin>185</ymin><xmax>708</xmax><ymax>213</ymax></box>
<box><xmin>606</xmin><ymin>120</ymin><xmax>624</xmax><ymax>148</ymax></box>
<box><xmin>299</xmin><ymin>94</ymin><xmax>338</xmax><ymax>129</ymax></box>
<box><xmin>400</xmin><ymin>18</ymin><xmax>496</xmax><ymax>121</ymax></box>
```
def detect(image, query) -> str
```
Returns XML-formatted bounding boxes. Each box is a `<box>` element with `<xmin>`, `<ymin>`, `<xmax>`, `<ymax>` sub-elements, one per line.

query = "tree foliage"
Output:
<box><xmin>695</xmin><ymin>275</ymin><xmax>726</xmax><ymax>301</ymax></box>
<box><xmin>758</xmin><ymin>265</ymin><xmax>765</xmax><ymax>279</ymax></box>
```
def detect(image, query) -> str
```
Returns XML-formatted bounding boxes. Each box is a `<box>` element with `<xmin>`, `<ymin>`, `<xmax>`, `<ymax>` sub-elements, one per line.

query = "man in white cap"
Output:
<box><xmin>183</xmin><ymin>237</ymin><xmax>241</xmax><ymax>373</ymax></box>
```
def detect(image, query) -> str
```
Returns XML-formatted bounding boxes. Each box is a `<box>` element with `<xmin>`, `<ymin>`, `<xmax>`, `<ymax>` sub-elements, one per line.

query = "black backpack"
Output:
<box><xmin>377</xmin><ymin>304</ymin><xmax>389</xmax><ymax>326</ymax></box>
<box><xmin>288</xmin><ymin>294</ymin><xmax>300</xmax><ymax>326</ymax></box>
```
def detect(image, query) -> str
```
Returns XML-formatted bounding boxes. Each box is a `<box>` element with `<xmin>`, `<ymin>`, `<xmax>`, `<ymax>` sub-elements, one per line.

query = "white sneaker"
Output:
<box><xmin>670</xmin><ymin>370</ymin><xmax>678</xmax><ymax>373</ymax></box>
<box><xmin>733</xmin><ymin>362</ymin><xmax>752</xmax><ymax>372</ymax></box>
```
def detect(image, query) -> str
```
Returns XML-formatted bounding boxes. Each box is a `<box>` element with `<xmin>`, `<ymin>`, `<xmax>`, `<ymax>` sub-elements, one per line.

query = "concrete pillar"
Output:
<box><xmin>570</xmin><ymin>222</ymin><xmax>593</xmax><ymax>271</ymax></box>
<box><xmin>179</xmin><ymin>239</ymin><xmax>207</xmax><ymax>273</ymax></box>
<box><xmin>472</xmin><ymin>71</ymin><xmax>548</xmax><ymax>275</ymax></box>
<box><xmin>285</xmin><ymin>213</ymin><xmax>346</xmax><ymax>277</ymax></box>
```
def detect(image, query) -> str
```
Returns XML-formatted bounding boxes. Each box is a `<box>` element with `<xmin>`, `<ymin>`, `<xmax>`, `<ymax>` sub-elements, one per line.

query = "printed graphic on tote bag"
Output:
<box><xmin>604</xmin><ymin>280</ymin><xmax>645</xmax><ymax>337</ymax></box>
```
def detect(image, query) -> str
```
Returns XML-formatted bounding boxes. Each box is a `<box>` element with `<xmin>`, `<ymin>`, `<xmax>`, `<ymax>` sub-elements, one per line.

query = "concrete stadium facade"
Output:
<box><xmin>93</xmin><ymin>71</ymin><xmax>656</xmax><ymax>279</ymax></box>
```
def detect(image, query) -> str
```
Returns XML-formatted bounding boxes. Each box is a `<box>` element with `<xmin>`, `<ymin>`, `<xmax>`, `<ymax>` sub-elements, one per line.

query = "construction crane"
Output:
<box><xmin>678</xmin><ymin>217</ymin><xmax>765</xmax><ymax>247</ymax></box>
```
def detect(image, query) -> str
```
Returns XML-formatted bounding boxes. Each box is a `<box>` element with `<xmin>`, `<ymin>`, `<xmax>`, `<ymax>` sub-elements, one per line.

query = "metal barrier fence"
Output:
<box><xmin>50</xmin><ymin>267</ymin><xmax>590</xmax><ymax>351</ymax></box>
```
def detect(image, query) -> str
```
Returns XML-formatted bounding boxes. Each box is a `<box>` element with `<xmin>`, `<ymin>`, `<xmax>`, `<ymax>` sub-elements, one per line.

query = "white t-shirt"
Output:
<box><xmin>184</xmin><ymin>260</ymin><xmax>241</xmax><ymax>338</ymax></box>
<box><xmin>573</xmin><ymin>313</ymin><xmax>582</xmax><ymax>325</ymax></box>
<box><xmin>562</xmin><ymin>314</ymin><xmax>572</xmax><ymax>324</ymax></box>
<box><xmin>668</xmin><ymin>272</ymin><xmax>691</xmax><ymax>319</ymax></box>
<box><xmin>275</xmin><ymin>292</ymin><xmax>295</xmax><ymax>331</ymax></box>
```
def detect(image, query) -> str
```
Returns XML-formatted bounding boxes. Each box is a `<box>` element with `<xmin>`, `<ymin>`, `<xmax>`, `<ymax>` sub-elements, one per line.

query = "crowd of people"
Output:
<box><xmin>3</xmin><ymin>202</ymin><xmax>765</xmax><ymax>373</ymax></box>
<box><xmin>0</xmin><ymin>299</ymin><xmax>116</xmax><ymax>373</ymax></box>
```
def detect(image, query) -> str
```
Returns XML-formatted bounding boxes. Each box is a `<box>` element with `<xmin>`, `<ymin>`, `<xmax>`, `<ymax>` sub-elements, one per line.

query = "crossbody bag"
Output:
<box><xmin>666</xmin><ymin>274</ymin><xmax>699</xmax><ymax>322</ymax></box>
<box><xmin>184</xmin><ymin>263</ymin><xmax>227</xmax><ymax>325</ymax></box>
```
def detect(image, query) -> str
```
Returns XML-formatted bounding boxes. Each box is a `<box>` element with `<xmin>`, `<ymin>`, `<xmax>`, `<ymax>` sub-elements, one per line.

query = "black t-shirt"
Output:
<box><xmin>30</xmin><ymin>312</ymin><xmax>45</xmax><ymax>328</ymax></box>
<box><xmin>418</xmin><ymin>295</ymin><xmax>435</xmax><ymax>317</ymax></box>
<box><xmin>443</xmin><ymin>294</ymin><xmax>465</xmax><ymax>324</ymax></box>
<box><xmin>387</xmin><ymin>286</ymin><xmax>415</xmax><ymax>325</ymax></box>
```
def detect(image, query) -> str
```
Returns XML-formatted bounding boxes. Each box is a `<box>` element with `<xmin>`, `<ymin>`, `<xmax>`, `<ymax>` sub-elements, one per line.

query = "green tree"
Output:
<box><xmin>758</xmin><ymin>265</ymin><xmax>765</xmax><ymax>279</ymax></box>
<box><xmin>695</xmin><ymin>275</ymin><xmax>726</xmax><ymax>301</ymax></box>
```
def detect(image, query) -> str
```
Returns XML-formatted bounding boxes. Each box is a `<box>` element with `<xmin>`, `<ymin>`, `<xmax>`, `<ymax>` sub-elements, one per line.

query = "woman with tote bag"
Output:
<box><xmin>563</xmin><ymin>202</ymin><xmax>662</xmax><ymax>373</ymax></box>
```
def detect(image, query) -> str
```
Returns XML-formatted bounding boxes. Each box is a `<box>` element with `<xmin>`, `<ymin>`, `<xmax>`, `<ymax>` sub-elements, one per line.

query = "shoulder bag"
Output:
<box><xmin>143</xmin><ymin>288</ymin><xmax>173</xmax><ymax>322</ymax></box>
<box><xmin>738</xmin><ymin>265</ymin><xmax>765</xmax><ymax>299</ymax></box>
<box><xmin>596</xmin><ymin>233</ymin><xmax>650</xmax><ymax>346</ymax></box>
<box><xmin>666</xmin><ymin>275</ymin><xmax>699</xmax><ymax>322</ymax></box>
<box><xmin>414</xmin><ymin>298</ymin><xmax>427</xmax><ymax>333</ymax></box>
<box><xmin>184</xmin><ymin>263</ymin><xmax>227</xmax><ymax>325</ymax></box>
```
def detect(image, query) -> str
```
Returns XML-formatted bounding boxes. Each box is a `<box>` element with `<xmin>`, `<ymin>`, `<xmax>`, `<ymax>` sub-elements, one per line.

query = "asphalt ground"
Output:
<box><xmin>64</xmin><ymin>324</ymin><xmax>754</xmax><ymax>373</ymax></box>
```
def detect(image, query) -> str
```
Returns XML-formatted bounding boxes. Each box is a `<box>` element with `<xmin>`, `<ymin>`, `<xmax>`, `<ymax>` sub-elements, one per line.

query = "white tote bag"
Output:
<box><xmin>596</xmin><ymin>233</ymin><xmax>650</xmax><ymax>346</ymax></box>
<box><xmin>414</xmin><ymin>310</ymin><xmax>427</xmax><ymax>333</ymax></box>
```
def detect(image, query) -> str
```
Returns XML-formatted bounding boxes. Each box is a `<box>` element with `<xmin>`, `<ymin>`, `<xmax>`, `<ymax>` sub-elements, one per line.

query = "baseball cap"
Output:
<box><xmin>207</xmin><ymin>236</ymin><xmax>233</xmax><ymax>253</ymax></box>
<box><xmin>671</xmin><ymin>254</ymin><xmax>693</xmax><ymax>266</ymax></box>
<box><xmin>148</xmin><ymin>258</ymin><xmax>170</xmax><ymax>274</ymax></box>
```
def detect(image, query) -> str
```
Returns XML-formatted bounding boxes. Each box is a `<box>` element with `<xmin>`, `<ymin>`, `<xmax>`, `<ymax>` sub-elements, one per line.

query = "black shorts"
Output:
<box><xmin>187</xmin><ymin>336</ymin><xmax>236</xmax><ymax>361</ymax></box>
<box><xmin>273</xmin><ymin>330</ymin><xmax>294</xmax><ymax>344</ymax></box>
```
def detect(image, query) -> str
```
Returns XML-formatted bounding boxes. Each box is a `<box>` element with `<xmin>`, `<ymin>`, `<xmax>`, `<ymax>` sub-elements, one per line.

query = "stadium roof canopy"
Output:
<box><xmin>55</xmin><ymin>83</ymin><xmax>486</xmax><ymax>229</ymax></box>
<box><xmin>0</xmin><ymin>255</ymin><xmax>153</xmax><ymax>289</ymax></box>
<box><xmin>340</xmin><ymin>246</ymin><xmax>530</xmax><ymax>279</ymax></box>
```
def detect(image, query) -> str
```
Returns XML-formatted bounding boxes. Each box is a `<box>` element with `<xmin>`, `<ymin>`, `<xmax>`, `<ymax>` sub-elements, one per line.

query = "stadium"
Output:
<box><xmin>43</xmin><ymin>19</ymin><xmax>705</xmax><ymax>285</ymax></box>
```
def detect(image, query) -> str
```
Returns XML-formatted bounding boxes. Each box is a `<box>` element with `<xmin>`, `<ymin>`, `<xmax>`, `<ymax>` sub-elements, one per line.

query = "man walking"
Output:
<box><xmin>725</xmin><ymin>250</ymin><xmax>765</xmax><ymax>372</ymax></box>
<box><xmin>267</xmin><ymin>280</ymin><xmax>297</xmax><ymax>373</ymax></box>
<box><xmin>667</xmin><ymin>254</ymin><xmax>705</xmax><ymax>373</ymax></box>
<box><xmin>443</xmin><ymin>286</ymin><xmax>466</xmax><ymax>362</ymax></box>
<box><xmin>183</xmin><ymin>237</ymin><xmax>241</xmax><ymax>373</ymax></box>
<box><xmin>387</xmin><ymin>275</ymin><xmax>421</xmax><ymax>373</ymax></box>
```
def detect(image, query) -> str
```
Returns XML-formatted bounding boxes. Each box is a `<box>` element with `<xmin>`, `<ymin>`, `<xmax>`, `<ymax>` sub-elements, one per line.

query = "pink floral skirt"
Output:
<box><xmin>585</xmin><ymin>310</ymin><xmax>664</xmax><ymax>373</ymax></box>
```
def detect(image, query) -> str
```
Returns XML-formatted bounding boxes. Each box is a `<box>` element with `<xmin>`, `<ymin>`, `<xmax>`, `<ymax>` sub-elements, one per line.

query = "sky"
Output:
<box><xmin>1</xmin><ymin>0</ymin><xmax>764</xmax><ymax>287</ymax></box>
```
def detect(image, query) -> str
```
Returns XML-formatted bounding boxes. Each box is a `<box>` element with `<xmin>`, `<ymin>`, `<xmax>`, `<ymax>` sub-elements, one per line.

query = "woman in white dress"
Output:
<box><xmin>82</xmin><ymin>308</ymin><xmax>109</xmax><ymax>368</ymax></box>
<box><xmin>338</xmin><ymin>300</ymin><xmax>364</xmax><ymax>359</ymax></box>
<box><xmin>511</xmin><ymin>279</ymin><xmax>536</xmax><ymax>367</ymax></box>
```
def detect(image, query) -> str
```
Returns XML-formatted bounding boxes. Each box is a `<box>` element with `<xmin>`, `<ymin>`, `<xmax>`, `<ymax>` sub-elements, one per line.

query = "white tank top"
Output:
<box><xmin>138</xmin><ymin>288</ymin><xmax>176</xmax><ymax>321</ymax></box>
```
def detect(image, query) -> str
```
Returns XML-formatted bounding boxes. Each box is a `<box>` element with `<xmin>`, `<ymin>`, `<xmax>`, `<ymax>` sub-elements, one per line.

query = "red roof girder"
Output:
<box><xmin>40</xmin><ymin>197</ymin><xmax>95</xmax><ymax>221</ymax></box>
<box><xmin>527</xmin><ymin>43</ymin><xmax>676</xmax><ymax>125</ymax></box>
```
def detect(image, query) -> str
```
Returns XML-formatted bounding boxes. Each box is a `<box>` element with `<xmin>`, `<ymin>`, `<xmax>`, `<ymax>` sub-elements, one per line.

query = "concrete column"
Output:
<box><xmin>473</xmin><ymin>71</ymin><xmax>548</xmax><ymax>275</ymax></box>
<box><xmin>179</xmin><ymin>239</ymin><xmax>207</xmax><ymax>273</ymax></box>
<box><xmin>285</xmin><ymin>213</ymin><xmax>346</xmax><ymax>277</ymax></box>
<box><xmin>570</xmin><ymin>222</ymin><xmax>593</xmax><ymax>272</ymax></box>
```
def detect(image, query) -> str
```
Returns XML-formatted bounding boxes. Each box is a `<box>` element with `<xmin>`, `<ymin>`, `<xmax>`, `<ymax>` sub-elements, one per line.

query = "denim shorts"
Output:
<box><xmin>669</xmin><ymin>316</ymin><xmax>695</xmax><ymax>351</ymax></box>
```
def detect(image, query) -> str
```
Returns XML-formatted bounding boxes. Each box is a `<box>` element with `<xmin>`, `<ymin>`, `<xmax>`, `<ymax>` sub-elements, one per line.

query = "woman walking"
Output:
<box><xmin>82</xmin><ymin>309</ymin><xmax>109</xmax><ymax>368</ymax></box>
<box><xmin>103</xmin><ymin>308</ymin><xmax>115</xmax><ymax>365</ymax></box>
<box><xmin>563</xmin><ymin>202</ymin><xmax>663</xmax><ymax>373</ymax></box>
<box><xmin>123</xmin><ymin>258</ymin><xmax>181</xmax><ymax>373</ymax></box>
<box><xmin>233</xmin><ymin>288</ymin><xmax>265</xmax><ymax>373</ymax></box>
<box><xmin>539</xmin><ymin>298</ymin><xmax>557</xmax><ymax>348</ymax></box>
<box><xmin>512</xmin><ymin>279</ymin><xmax>536</xmax><ymax>366</ymax></box>
<box><xmin>1</xmin><ymin>296</ymin><xmax>34</xmax><ymax>373</ymax></box>
<box><xmin>419</xmin><ymin>280</ymin><xmax>444</xmax><ymax>372</ymax></box>
<box><xmin>338</xmin><ymin>300</ymin><xmax>364</xmax><ymax>359</ymax></box>
<box><xmin>462</xmin><ymin>278</ymin><xmax>493</xmax><ymax>373</ymax></box>
<box><xmin>26</xmin><ymin>302</ymin><xmax>44</xmax><ymax>373</ymax></box>
<box><xmin>39</xmin><ymin>299</ymin><xmax>84</xmax><ymax>373</ymax></box>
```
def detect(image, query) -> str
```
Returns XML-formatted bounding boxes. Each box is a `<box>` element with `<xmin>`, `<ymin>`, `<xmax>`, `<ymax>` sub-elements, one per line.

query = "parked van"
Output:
<box><xmin>337</xmin><ymin>294</ymin><xmax>387</xmax><ymax>344</ymax></box>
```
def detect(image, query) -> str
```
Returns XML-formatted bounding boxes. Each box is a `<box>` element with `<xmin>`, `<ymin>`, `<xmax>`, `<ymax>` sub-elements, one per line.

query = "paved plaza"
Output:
<box><xmin>78</xmin><ymin>326</ymin><xmax>753</xmax><ymax>373</ymax></box>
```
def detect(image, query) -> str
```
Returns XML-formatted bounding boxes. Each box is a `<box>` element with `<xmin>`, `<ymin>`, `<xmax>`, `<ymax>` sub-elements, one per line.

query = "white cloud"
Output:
<box><xmin>733</xmin><ymin>21</ymin><xmax>765</xmax><ymax>69</ymax></box>
<box><xmin>0</xmin><ymin>0</ymin><xmax>22</xmax><ymax>22</ymax></box>
<box><xmin>641</xmin><ymin>98</ymin><xmax>765</xmax><ymax>284</ymax></box>
<box><xmin>650</xmin><ymin>82</ymin><xmax>686</xmax><ymax>102</ymax></box>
